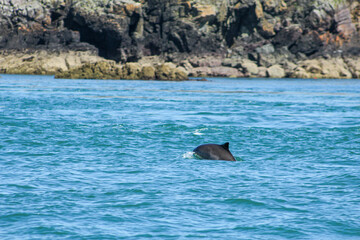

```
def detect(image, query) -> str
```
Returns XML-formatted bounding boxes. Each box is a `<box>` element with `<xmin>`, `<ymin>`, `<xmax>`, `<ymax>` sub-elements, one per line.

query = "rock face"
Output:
<box><xmin>0</xmin><ymin>0</ymin><xmax>359</xmax><ymax>80</ymax></box>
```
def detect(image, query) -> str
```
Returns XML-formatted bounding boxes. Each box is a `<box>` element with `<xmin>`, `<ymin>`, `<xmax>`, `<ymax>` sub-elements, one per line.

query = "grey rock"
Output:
<box><xmin>256</xmin><ymin>43</ymin><xmax>275</xmax><ymax>54</ymax></box>
<box><xmin>240</xmin><ymin>60</ymin><xmax>259</xmax><ymax>76</ymax></box>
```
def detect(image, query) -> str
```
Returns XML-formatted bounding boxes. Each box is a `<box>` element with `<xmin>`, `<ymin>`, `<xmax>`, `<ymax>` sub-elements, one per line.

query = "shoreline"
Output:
<box><xmin>0</xmin><ymin>50</ymin><xmax>359</xmax><ymax>81</ymax></box>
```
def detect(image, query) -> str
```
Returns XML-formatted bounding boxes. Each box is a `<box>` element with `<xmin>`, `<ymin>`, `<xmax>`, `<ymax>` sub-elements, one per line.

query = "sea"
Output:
<box><xmin>1</xmin><ymin>74</ymin><xmax>360</xmax><ymax>239</ymax></box>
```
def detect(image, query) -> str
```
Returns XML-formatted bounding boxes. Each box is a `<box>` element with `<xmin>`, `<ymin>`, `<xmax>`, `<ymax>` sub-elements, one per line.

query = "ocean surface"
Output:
<box><xmin>1</xmin><ymin>74</ymin><xmax>360</xmax><ymax>239</ymax></box>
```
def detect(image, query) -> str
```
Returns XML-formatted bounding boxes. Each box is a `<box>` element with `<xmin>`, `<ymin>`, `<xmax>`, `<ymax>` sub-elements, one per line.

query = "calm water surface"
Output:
<box><xmin>1</xmin><ymin>75</ymin><xmax>360</xmax><ymax>239</ymax></box>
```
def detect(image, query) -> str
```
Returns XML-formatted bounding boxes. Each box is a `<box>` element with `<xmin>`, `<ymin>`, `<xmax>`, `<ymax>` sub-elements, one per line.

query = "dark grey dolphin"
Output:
<box><xmin>193</xmin><ymin>142</ymin><xmax>236</xmax><ymax>161</ymax></box>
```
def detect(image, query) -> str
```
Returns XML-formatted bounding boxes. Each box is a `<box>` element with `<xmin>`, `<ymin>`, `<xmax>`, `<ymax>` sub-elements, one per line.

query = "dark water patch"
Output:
<box><xmin>0</xmin><ymin>212</ymin><xmax>33</xmax><ymax>222</ymax></box>
<box><xmin>223</xmin><ymin>198</ymin><xmax>266</xmax><ymax>207</ymax></box>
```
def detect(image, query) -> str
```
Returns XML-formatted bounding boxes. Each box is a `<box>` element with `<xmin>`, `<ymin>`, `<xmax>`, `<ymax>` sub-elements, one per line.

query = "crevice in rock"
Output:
<box><xmin>63</xmin><ymin>10</ymin><xmax>122</xmax><ymax>61</ymax></box>
<box><xmin>224</xmin><ymin>4</ymin><xmax>258</xmax><ymax>47</ymax></box>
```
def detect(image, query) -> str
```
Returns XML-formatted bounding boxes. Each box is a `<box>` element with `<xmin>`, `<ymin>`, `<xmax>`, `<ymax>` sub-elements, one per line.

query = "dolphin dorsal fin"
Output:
<box><xmin>222</xmin><ymin>142</ymin><xmax>230</xmax><ymax>150</ymax></box>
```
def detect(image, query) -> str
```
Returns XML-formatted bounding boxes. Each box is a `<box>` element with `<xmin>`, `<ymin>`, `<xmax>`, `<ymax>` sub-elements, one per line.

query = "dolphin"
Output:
<box><xmin>193</xmin><ymin>142</ymin><xmax>236</xmax><ymax>161</ymax></box>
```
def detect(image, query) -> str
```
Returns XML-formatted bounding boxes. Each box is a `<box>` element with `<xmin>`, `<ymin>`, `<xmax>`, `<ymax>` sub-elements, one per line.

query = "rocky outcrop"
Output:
<box><xmin>55</xmin><ymin>61</ymin><xmax>123</xmax><ymax>80</ymax></box>
<box><xmin>0</xmin><ymin>50</ymin><xmax>189</xmax><ymax>80</ymax></box>
<box><xmin>0</xmin><ymin>50</ymin><xmax>104</xmax><ymax>75</ymax></box>
<box><xmin>289</xmin><ymin>57</ymin><xmax>355</xmax><ymax>79</ymax></box>
<box><xmin>55</xmin><ymin>61</ymin><xmax>188</xmax><ymax>81</ymax></box>
<box><xmin>0</xmin><ymin>0</ymin><xmax>359</xmax><ymax>80</ymax></box>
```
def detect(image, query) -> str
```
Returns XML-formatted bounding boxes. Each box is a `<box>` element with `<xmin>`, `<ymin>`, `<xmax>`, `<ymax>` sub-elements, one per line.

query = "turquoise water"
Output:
<box><xmin>1</xmin><ymin>74</ymin><xmax>360</xmax><ymax>239</ymax></box>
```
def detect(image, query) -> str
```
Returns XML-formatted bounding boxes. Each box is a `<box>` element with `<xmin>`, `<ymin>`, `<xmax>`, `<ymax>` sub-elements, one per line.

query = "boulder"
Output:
<box><xmin>156</xmin><ymin>62</ymin><xmax>175</xmax><ymax>80</ymax></box>
<box><xmin>189</xmin><ymin>56</ymin><xmax>222</xmax><ymax>68</ymax></box>
<box><xmin>190</xmin><ymin>67</ymin><xmax>213</xmax><ymax>77</ymax></box>
<box><xmin>211</xmin><ymin>67</ymin><xmax>243</xmax><ymax>78</ymax></box>
<box><xmin>256</xmin><ymin>44</ymin><xmax>275</xmax><ymax>55</ymax></box>
<box><xmin>180</xmin><ymin>60</ymin><xmax>194</xmax><ymax>71</ymax></box>
<box><xmin>222</xmin><ymin>58</ymin><xmax>242</xmax><ymax>68</ymax></box>
<box><xmin>257</xmin><ymin>67</ymin><xmax>268</xmax><ymax>78</ymax></box>
<box><xmin>290</xmin><ymin>58</ymin><xmax>353</xmax><ymax>79</ymax></box>
<box><xmin>258</xmin><ymin>19</ymin><xmax>276</xmax><ymax>38</ymax></box>
<box><xmin>240</xmin><ymin>60</ymin><xmax>259</xmax><ymax>76</ymax></box>
<box><xmin>190</xmin><ymin>66</ymin><xmax>243</xmax><ymax>78</ymax></box>
<box><xmin>310</xmin><ymin>58</ymin><xmax>351</xmax><ymax>78</ymax></box>
<box><xmin>267</xmin><ymin>65</ymin><xmax>286</xmax><ymax>78</ymax></box>
<box><xmin>289</xmin><ymin>67</ymin><xmax>311</xmax><ymax>79</ymax></box>
<box><xmin>345</xmin><ymin>57</ymin><xmax>360</xmax><ymax>78</ymax></box>
<box><xmin>141</xmin><ymin>65</ymin><xmax>156</xmax><ymax>80</ymax></box>
<box><xmin>123</xmin><ymin>62</ymin><xmax>142</xmax><ymax>79</ymax></box>
<box><xmin>258</xmin><ymin>54</ymin><xmax>277</xmax><ymax>67</ymax></box>
<box><xmin>156</xmin><ymin>63</ymin><xmax>188</xmax><ymax>81</ymax></box>
<box><xmin>171</xmin><ymin>67</ymin><xmax>189</xmax><ymax>81</ymax></box>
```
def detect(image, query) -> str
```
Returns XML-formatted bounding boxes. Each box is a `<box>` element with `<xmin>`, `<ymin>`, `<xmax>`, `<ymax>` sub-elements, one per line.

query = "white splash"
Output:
<box><xmin>193</xmin><ymin>128</ymin><xmax>208</xmax><ymax>135</ymax></box>
<box><xmin>182</xmin><ymin>151</ymin><xmax>195</xmax><ymax>159</ymax></box>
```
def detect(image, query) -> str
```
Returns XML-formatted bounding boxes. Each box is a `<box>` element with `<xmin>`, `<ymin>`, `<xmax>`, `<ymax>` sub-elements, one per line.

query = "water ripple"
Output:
<box><xmin>0</xmin><ymin>75</ymin><xmax>360</xmax><ymax>239</ymax></box>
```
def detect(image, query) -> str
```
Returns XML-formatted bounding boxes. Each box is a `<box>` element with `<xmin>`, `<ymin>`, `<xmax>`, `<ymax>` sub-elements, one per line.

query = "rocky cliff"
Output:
<box><xmin>0</xmin><ymin>0</ymin><xmax>359</xmax><ymax>79</ymax></box>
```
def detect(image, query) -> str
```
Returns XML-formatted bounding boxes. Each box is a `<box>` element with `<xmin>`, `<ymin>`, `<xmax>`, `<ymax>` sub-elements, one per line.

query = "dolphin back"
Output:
<box><xmin>193</xmin><ymin>142</ymin><xmax>236</xmax><ymax>161</ymax></box>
